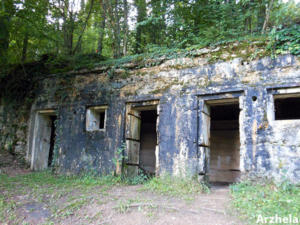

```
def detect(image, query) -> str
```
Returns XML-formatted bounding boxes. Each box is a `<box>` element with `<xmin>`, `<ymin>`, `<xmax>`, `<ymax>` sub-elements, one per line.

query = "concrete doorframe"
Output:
<box><xmin>124</xmin><ymin>100</ymin><xmax>160</xmax><ymax>176</ymax></box>
<box><xmin>198</xmin><ymin>92</ymin><xmax>245</xmax><ymax>182</ymax></box>
<box><xmin>31</xmin><ymin>110</ymin><xmax>56</xmax><ymax>170</ymax></box>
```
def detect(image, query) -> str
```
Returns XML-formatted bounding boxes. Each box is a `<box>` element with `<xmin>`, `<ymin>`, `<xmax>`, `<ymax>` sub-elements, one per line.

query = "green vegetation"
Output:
<box><xmin>1</xmin><ymin>0</ymin><xmax>299</xmax><ymax>67</ymax></box>
<box><xmin>0</xmin><ymin>171</ymin><xmax>121</xmax><ymax>223</ymax></box>
<box><xmin>142</xmin><ymin>174</ymin><xmax>209</xmax><ymax>200</ymax></box>
<box><xmin>0</xmin><ymin>0</ymin><xmax>298</xmax><ymax>106</ymax></box>
<box><xmin>0</xmin><ymin>171</ymin><xmax>210</xmax><ymax>223</ymax></box>
<box><xmin>230</xmin><ymin>180</ymin><xmax>300</xmax><ymax>225</ymax></box>
<box><xmin>268</xmin><ymin>24</ymin><xmax>300</xmax><ymax>56</ymax></box>
<box><xmin>124</xmin><ymin>171</ymin><xmax>149</xmax><ymax>185</ymax></box>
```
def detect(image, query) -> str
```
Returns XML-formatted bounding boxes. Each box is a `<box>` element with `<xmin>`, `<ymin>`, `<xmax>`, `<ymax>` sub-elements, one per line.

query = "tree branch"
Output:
<box><xmin>72</xmin><ymin>0</ymin><xmax>95</xmax><ymax>54</ymax></box>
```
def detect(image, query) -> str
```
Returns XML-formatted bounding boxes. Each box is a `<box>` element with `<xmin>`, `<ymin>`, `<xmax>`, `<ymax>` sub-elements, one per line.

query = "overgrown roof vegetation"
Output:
<box><xmin>1</xmin><ymin>0</ymin><xmax>300</xmax><ymax>66</ymax></box>
<box><xmin>1</xmin><ymin>25</ymin><xmax>299</xmax><ymax>78</ymax></box>
<box><xmin>42</xmin><ymin>29</ymin><xmax>300</xmax><ymax>75</ymax></box>
<box><xmin>0</xmin><ymin>24</ymin><xmax>299</xmax><ymax>105</ymax></box>
<box><xmin>0</xmin><ymin>0</ymin><xmax>299</xmax><ymax>102</ymax></box>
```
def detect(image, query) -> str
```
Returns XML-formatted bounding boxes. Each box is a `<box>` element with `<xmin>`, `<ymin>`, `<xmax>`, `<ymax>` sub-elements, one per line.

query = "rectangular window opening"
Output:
<box><xmin>275</xmin><ymin>97</ymin><xmax>300</xmax><ymax>120</ymax></box>
<box><xmin>86</xmin><ymin>106</ymin><xmax>107</xmax><ymax>131</ymax></box>
<box><xmin>99</xmin><ymin>111</ymin><xmax>105</xmax><ymax>129</ymax></box>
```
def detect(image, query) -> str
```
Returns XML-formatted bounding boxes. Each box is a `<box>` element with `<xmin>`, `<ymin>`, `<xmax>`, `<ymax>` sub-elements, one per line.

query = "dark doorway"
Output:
<box><xmin>209</xmin><ymin>103</ymin><xmax>240</xmax><ymax>183</ymax></box>
<box><xmin>48</xmin><ymin>116</ymin><xmax>57</xmax><ymax>167</ymax></box>
<box><xmin>139</xmin><ymin>110</ymin><xmax>157</xmax><ymax>175</ymax></box>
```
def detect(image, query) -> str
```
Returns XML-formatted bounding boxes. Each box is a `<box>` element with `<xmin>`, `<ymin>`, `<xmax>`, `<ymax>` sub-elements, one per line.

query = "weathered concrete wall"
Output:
<box><xmin>1</xmin><ymin>53</ymin><xmax>300</xmax><ymax>183</ymax></box>
<box><xmin>0</xmin><ymin>99</ymin><xmax>29</xmax><ymax>163</ymax></box>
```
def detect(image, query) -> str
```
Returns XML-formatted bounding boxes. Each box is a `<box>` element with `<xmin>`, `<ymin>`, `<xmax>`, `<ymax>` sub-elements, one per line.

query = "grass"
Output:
<box><xmin>230</xmin><ymin>180</ymin><xmax>300</xmax><ymax>225</ymax></box>
<box><xmin>141</xmin><ymin>174</ymin><xmax>209</xmax><ymax>200</ymax></box>
<box><xmin>0</xmin><ymin>171</ymin><xmax>210</xmax><ymax>223</ymax></box>
<box><xmin>0</xmin><ymin>171</ymin><xmax>121</xmax><ymax>224</ymax></box>
<box><xmin>3</xmin><ymin>171</ymin><xmax>299</xmax><ymax>224</ymax></box>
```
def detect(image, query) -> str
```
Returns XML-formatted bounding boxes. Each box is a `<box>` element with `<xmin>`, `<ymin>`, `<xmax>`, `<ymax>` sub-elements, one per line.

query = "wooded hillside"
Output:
<box><xmin>0</xmin><ymin>0</ymin><xmax>299</xmax><ymax>69</ymax></box>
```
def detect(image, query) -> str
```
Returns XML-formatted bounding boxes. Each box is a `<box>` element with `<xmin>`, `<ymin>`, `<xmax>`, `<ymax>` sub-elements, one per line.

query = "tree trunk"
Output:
<box><xmin>134</xmin><ymin>0</ymin><xmax>147</xmax><ymax>53</ymax></box>
<box><xmin>160</xmin><ymin>0</ymin><xmax>167</xmax><ymax>45</ymax></box>
<box><xmin>0</xmin><ymin>0</ymin><xmax>14</xmax><ymax>66</ymax></box>
<box><xmin>122</xmin><ymin>0</ymin><xmax>129</xmax><ymax>56</ymax></box>
<box><xmin>113</xmin><ymin>0</ymin><xmax>121</xmax><ymax>58</ymax></box>
<box><xmin>257</xmin><ymin>0</ymin><xmax>266</xmax><ymax>32</ymax></box>
<box><xmin>73</xmin><ymin>0</ymin><xmax>94</xmax><ymax>55</ymax></box>
<box><xmin>77</xmin><ymin>0</ymin><xmax>86</xmax><ymax>53</ymax></box>
<box><xmin>55</xmin><ymin>20</ymin><xmax>60</xmax><ymax>54</ymax></box>
<box><xmin>105</xmin><ymin>0</ymin><xmax>122</xmax><ymax>58</ymax></box>
<box><xmin>0</xmin><ymin>15</ymin><xmax>10</xmax><ymax>65</ymax></box>
<box><xmin>97</xmin><ymin>0</ymin><xmax>107</xmax><ymax>55</ymax></box>
<box><xmin>21</xmin><ymin>32</ymin><xmax>29</xmax><ymax>62</ymax></box>
<box><xmin>262</xmin><ymin>0</ymin><xmax>274</xmax><ymax>34</ymax></box>
<box><xmin>68</xmin><ymin>12</ymin><xmax>74</xmax><ymax>55</ymax></box>
<box><xmin>62</xmin><ymin>0</ymin><xmax>74</xmax><ymax>55</ymax></box>
<box><xmin>244</xmin><ymin>0</ymin><xmax>254</xmax><ymax>33</ymax></box>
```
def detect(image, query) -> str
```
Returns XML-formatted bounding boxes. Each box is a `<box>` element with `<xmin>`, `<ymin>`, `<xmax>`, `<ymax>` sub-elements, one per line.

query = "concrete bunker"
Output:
<box><xmin>125</xmin><ymin>101</ymin><xmax>159</xmax><ymax>177</ymax></box>
<box><xmin>31</xmin><ymin>110</ymin><xmax>57</xmax><ymax>170</ymax></box>
<box><xmin>10</xmin><ymin>54</ymin><xmax>298</xmax><ymax>183</ymax></box>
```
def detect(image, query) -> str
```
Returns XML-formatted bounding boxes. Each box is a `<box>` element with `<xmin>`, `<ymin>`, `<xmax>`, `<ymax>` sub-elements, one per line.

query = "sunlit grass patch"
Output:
<box><xmin>0</xmin><ymin>171</ymin><xmax>122</xmax><ymax>223</ymax></box>
<box><xmin>141</xmin><ymin>174</ymin><xmax>209</xmax><ymax>200</ymax></box>
<box><xmin>230</xmin><ymin>180</ymin><xmax>300</xmax><ymax>225</ymax></box>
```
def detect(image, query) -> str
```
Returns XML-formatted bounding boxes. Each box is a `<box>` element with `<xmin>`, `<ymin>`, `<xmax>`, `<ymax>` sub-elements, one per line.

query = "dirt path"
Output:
<box><xmin>0</xmin><ymin>169</ymin><xmax>245</xmax><ymax>225</ymax></box>
<box><xmin>58</xmin><ymin>184</ymin><xmax>244</xmax><ymax>225</ymax></box>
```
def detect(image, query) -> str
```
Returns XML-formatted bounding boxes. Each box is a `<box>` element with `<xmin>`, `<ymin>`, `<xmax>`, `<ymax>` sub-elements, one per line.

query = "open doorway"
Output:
<box><xmin>31</xmin><ymin>110</ymin><xmax>57</xmax><ymax>170</ymax></box>
<box><xmin>48</xmin><ymin>115</ymin><xmax>56</xmax><ymax>167</ymax></box>
<box><xmin>209</xmin><ymin>103</ymin><xmax>240</xmax><ymax>183</ymax></box>
<box><xmin>125</xmin><ymin>102</ymin><xmax>159</xmax><ymax>177</ymax></box>
<box><xmin>139</xmin><ymin>110</ymin><xmax>157</xmax><ymax>175</ymax></box>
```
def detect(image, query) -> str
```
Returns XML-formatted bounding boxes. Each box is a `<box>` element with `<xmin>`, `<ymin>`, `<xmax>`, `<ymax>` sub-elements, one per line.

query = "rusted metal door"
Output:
<box><xmin>198</xmin><ymin>100</ymin><xmax>210</xmax><ymax>176</ymax></box>
<box><xmin>125</xmin><ymin>105</ymin><xmax>141</xmax><ymax>177</ymax></box>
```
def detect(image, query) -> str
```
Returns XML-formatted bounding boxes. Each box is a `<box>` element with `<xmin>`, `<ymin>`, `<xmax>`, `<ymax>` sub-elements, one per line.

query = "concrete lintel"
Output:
<box><xmin>37</xmin><ymin>109</ymin><xmax>56</xmax><ymax>115</ymax></box>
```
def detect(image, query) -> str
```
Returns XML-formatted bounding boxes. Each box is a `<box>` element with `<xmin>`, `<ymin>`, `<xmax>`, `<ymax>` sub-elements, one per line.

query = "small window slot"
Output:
<box><xmin>275</xmin><ymin>97</ymin><xmax>300</xmax><ymax>120</ymax></box>
<box><xmin>86</xmin><ymin>106</ymin><xmax>107</xmax><ymax>131</ymax></box>
<box><xmin>99</xmin><ymin>111</ymin><xmax>105</xmax><ymax>129</ymax></box>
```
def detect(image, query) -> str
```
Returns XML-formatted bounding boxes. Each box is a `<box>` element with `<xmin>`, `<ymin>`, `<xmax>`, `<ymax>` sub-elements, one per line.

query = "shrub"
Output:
<box><xmin>268</xmin><ymin>24</ymin><xmax>300</xmax><ymax>56</ymax></box>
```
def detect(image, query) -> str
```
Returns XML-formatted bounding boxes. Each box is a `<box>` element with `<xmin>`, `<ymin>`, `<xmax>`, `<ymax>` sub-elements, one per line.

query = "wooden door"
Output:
<box><xmin>198</xmin><ymin>101</ymin><xmax>210</xmax><ymax>176</ymax></box>
<box><xmin>125</xmin><ymin>105</ymin><xmax>141</xmax><ymax>177</ymax></box>
<box><xmin>33</xmin><ymin>114</ymin><xmax>52</xmax><ymax>170</ymax></box>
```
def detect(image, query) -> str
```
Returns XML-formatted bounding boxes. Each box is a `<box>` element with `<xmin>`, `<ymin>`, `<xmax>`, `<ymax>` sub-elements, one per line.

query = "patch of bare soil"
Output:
<box><xmin>74</xmin><ymin>185</ymin><xmax>244</xmax><ymax>225</ymax></box>
<box><xmin>0</xmin><ymin>169</ymin><xmax>245</xmax><ymax>225</ymax></box>
<box><xmin>0</xmin><ymin>166</ymin><xmax>31</xmax><ymax>176</ymax></box>
<box><xmin>25</xmin><ymin>185</ymin><xmax>242</xmax><ymax>225</ymax></box>
<box><xmin>0</xmin><ymin>151</ymin><xmax>30</xmax><ymax>176</ymax></box>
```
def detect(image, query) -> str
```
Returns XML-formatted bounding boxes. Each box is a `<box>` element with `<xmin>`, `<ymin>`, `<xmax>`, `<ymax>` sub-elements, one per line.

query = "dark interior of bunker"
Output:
<box><xmin>209</xmin><ymin>104</ymin><xmax>240</xmax><ymax>183</ymax></box>
<box><xmin>48</xmin><ymin>115</ymin><xmax>57</xmax><ymax>167</ymax></box>
<box><xmin>139</xmin><ymin>110</ymin><xmax>157</xmax><ymax>175</ymax></box>
<box><xmin>275</xmin><ymin>97</ymin><xmax>300</xmax><ymax>120</ymax></box>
